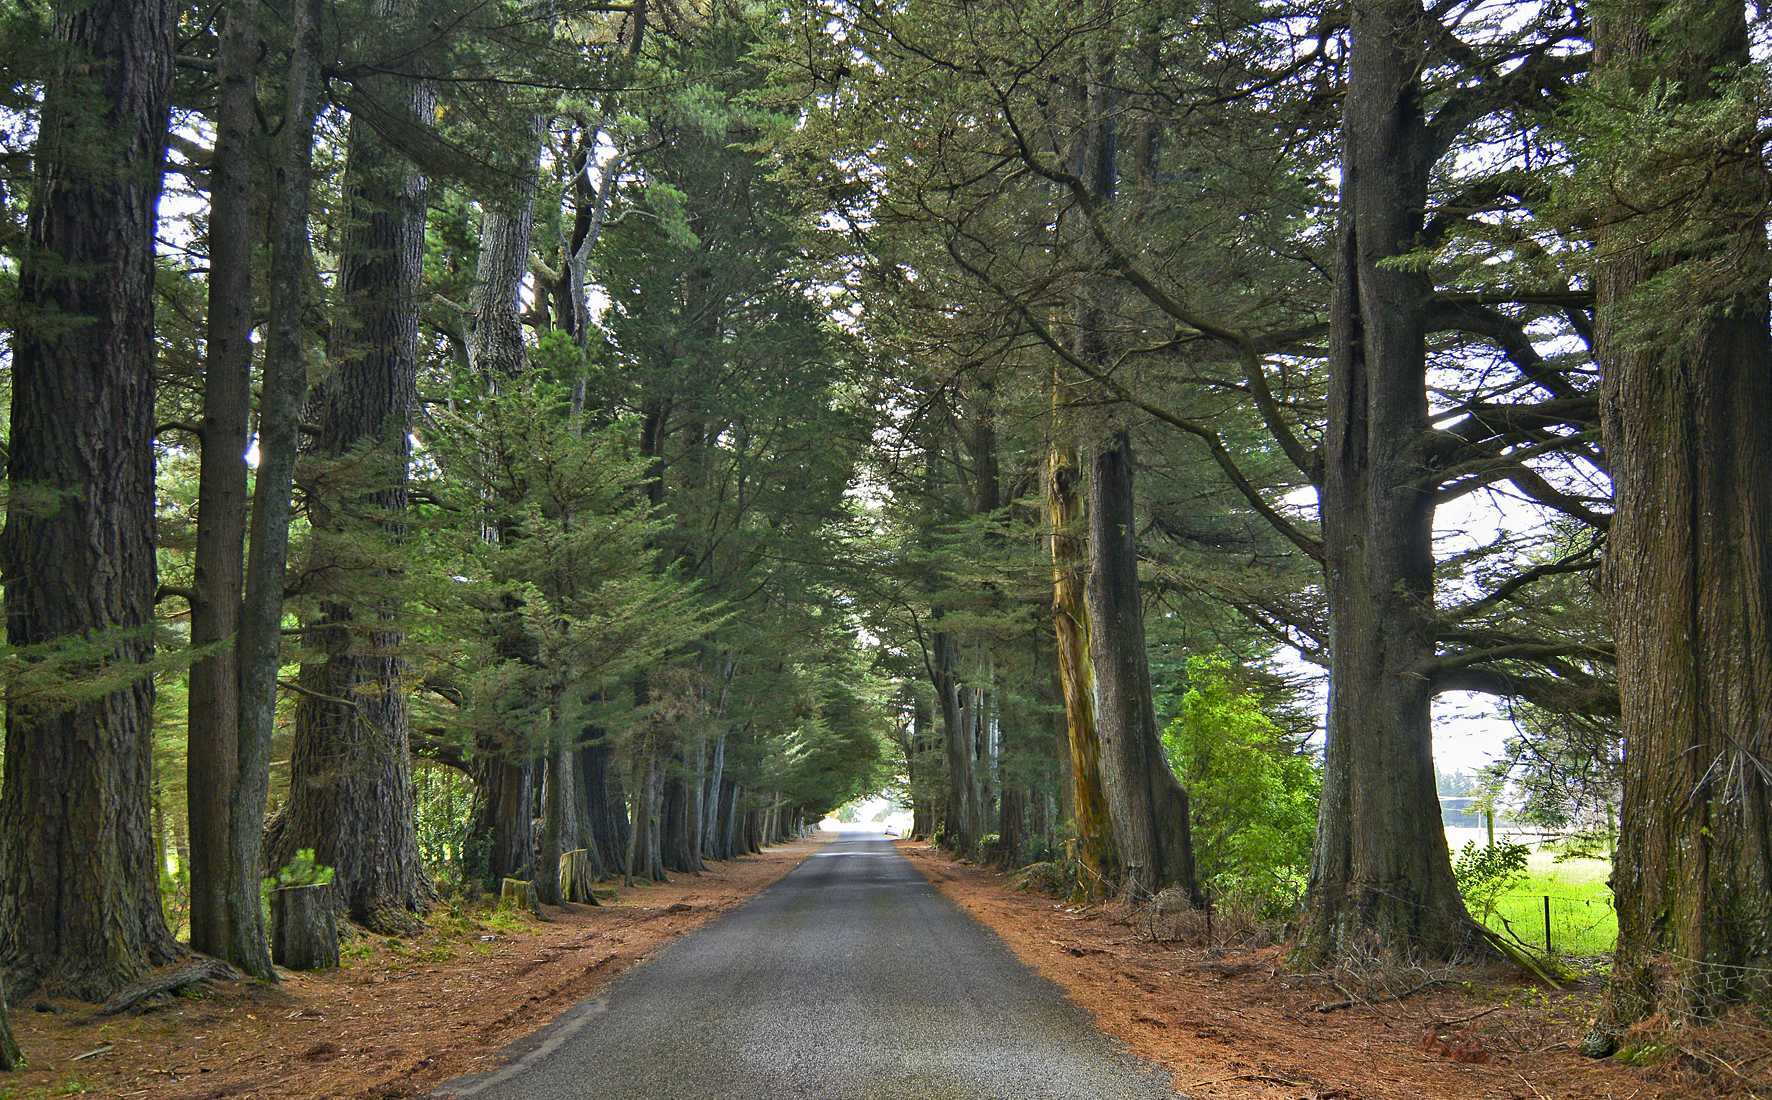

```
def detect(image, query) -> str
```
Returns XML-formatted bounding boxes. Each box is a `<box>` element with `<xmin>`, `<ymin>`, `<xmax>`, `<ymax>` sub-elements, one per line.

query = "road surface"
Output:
<box><xmin>439</xmin><ymin>832</ymin><xmax>1182</xmax><ymax>1100</ymax></box>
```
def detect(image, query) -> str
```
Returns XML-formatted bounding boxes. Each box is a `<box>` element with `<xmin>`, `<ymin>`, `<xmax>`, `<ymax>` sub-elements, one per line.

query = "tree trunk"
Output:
<box><xmin>273</xmin><ymin>55</ymin><xmax>435</xmax><ymax>934</ymax></box>
<box><xmin>1593</xmin><ymin>0</ymin><xmax>1772</xmax><ymax>1025</ymax></box>
<box><xmin>578</xmin><ymin>733</ymin><xmax>627</xmax><ymax>877</ymax></box>
<box><xmin>1295</xmin><ymin>0</ymin><xmax>1473</xmax><ymax>963</ymax></box>
<box><xmin>1085</xmin><ymin>435</ymin><xmax>1200</xmax><ymax>903</ymax></box>
<box><xmin>701</xmin><ymin>731</ymin><xmax>727</xmax><ymax>861</ymax></box>
<box><xmin>910</xmin><ymin>694</ymin><xmax>936</xmax><ymax>839</ymax></box>
<box><xmin>465</xmin><ymin>116</ymin><xmax>541</xmax><ymax>378</ymax></box>
<box><xmin>0</xmin><ymin>0</ymin><xmax>182</xmax><ymax>1001</ymax></box>
<box><xmin>933</xmin><ymin>630</ymin><xmax>974</xmax><ymax>852</ymax></box>
<box><xmin>627</xmin><ymin>745</ymin><xmax>667</xmax><ymax>884</ymax></box>
<box><xmin>271</xmin><ymin>884</ymin><xmax>339</xmax><ymax>970</ymax></box>
<box><xmin>186</xmin><ymin>0</ymin><xmax>256</xmax><ymax>962</ymax></box>
<box><xmin>227</xmin><ymin>0</ymin><xmax>324</xmax><ymax>983</ymax></box>
<box><xmin>536</xmin><ymin>738</ymin><xmax>569</xmax><ymax>906</ymax></box>
<box><xmin>469</xmin><ymin>753</ymin><xmax>534</xmax><ymax>886</ymax></box>
<box><xmin>1046</xmin><ymin>439</ymin><xmax>1117</xmax><ymax>890</ymax></box>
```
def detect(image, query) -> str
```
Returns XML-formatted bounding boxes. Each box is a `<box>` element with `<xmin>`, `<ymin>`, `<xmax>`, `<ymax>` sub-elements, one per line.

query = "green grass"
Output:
<box><xmin>1474</xmin><ymin>852</ymin><xmax>1616</xmax><ymax>958</ymax></box>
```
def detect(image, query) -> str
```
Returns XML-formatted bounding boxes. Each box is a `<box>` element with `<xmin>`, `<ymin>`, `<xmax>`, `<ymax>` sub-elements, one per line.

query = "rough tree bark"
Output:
<box><xmin>931</xmin><ymin>629</ymin><xmax>975</xmax><ymax>851</ymax></box>
<box><xmin>1593</xmin><ymin>0</ymin><xmax>1772</xmax><ymax>1024</ymax></box>
<box><xmin>0</xmin><ymin>0</ymin><xmax>183</xmax><ymax>1000</ymax></box>
<box><xmin>187</xmin><ymin>0</ymin><xmax>256</xmax><ymax>962</ymax></box>
<box><xmin>1085</xmin><ymin>435</ymin><xmax>1199</xmax><ymax>903</ymax></box>
<box><xmin>227</xmin><ymin>0</ymin><xmax>324</xmax><ymax>983</ymax></box>
<box><xmin>468</xmin><ymin>754</ymin><xmax>534</xmax><ymax>886</ymax></box>
<box><xmin>1294</xmin><ymin>0</ymin><xmax>1476</xmax><ymax>964</ymax></box>
<box><xmin>1046</xmin><ymin>439</ymin><xmax>1118</xmax><ymax>891</ymax></box>
<box><xmin>271</xmin><ymin>56</ymin><xmax>435</xmax><ymax>933</ymax></box>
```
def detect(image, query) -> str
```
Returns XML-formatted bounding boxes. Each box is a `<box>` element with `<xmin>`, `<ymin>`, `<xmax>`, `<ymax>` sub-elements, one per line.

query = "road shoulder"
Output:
<box><xmin>894</xmin><ymin>839</ymin><xmax>1648</xmax><ymax>1100</ymax></box>
<box><xmin>9</xmin><ymin>835</ymin><xmax>830</xmax><ymax>1100</ymax></box>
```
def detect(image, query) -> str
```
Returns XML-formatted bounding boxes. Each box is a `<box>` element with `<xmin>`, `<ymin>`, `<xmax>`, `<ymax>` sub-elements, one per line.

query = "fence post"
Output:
<box><xmin>1543</xmin><ymin>895</ymin><xmax>1552</xmax><ymax>956</ymax></box>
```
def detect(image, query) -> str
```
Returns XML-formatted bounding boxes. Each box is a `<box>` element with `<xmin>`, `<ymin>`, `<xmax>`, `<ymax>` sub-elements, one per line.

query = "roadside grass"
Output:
<box><xmin>1479</xmin><ymin>852</ymin><xmax>1616</xmax><ymax>959</ymax></box>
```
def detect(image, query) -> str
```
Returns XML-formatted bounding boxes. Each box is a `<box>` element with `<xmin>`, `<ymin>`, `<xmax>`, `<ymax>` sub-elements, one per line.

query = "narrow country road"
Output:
<box><xmin>438</xmin><ymin>832</ymin><xmax>1182</xmax><ymax>1100</ymax></box>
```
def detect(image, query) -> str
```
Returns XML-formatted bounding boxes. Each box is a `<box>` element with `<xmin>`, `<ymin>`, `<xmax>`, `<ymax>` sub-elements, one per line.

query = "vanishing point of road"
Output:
<box><xmin>439</xmin><ymin>831</ymin><xmax>1182</xmax><ymax>1100</ymax></box>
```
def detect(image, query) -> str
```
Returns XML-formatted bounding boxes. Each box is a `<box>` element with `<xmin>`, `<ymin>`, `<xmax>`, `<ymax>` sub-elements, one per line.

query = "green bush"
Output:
<box><xmin>1453</xmin><ymin>839</ymin><xmax>1529</xmax><ymax>921</ymax></box>
<box><xmin>1162</xmin><ymin>656</ymin><xmax>1319</xmax><ymax>917</ymax></box>
<box><xmin>262</xmin><ymin>848</ymin><xmax>334</xmax><ymax>899</ymax></box>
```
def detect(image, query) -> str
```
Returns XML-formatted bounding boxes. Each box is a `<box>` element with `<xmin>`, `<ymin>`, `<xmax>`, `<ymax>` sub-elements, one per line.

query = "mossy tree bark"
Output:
<box><xmin>1592</xmin><ymin>0</ymin><xmax>1772</xmax><ymax>1024</ymax></box>
<box><xmin>0</xmin><ymin>0</ymin><xmax>183</xmax><ymax>1001</ymax></box>
<box><xmin>1046</xmin><ymin>439</ymin><xmax>1118</xmax><ymax>892</ymax></box>
<box><xmin>1084</xmin><ymin>436</ymin><xmax>1200</xmax><ymax>903</ymax></box>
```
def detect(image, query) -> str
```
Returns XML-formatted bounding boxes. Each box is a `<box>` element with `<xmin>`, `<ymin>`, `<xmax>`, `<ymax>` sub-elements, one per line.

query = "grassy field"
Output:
<box><xmin>1474</xmin><ymin>850</ymin><xmax>1617</xmax><ymax>958</ymax></box>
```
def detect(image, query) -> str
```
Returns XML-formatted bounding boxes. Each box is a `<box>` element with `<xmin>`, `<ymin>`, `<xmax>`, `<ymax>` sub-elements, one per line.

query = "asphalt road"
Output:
<box><xmin>438</xmin><ymin>832</ymin><xmax>1182</xmax><ymax>1100</ymax></box>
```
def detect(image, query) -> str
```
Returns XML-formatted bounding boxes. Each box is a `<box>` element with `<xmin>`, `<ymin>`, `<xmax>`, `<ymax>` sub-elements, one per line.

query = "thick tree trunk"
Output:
<box><xmin>274</xmin><ymin>60</ymin><xmax>435</xmax><ymax>934</ymax></box>
<box><xmin>1594</xmin><ymin>0</ymin><xmax>1772</xmax><ymax>1025</ymax></box>
<box><xmin>578</xmin><ymin>733</ymin><xmax>628</xmax><ymax>877</ymax></box>
<box><xmin>1046</xmin><ymin>440</ymin><xmax>1117</xmax><ymax>890</ymax></box>
<box><xmin>187</xmin><ymin>0</ymin><xmax>256</xmax><ymax>962</ymax></box>
<box><xmin>701</xmin><ymin>731</ymin><xmax>727</xmax><ymax>861</ymax></box>
<box><xmin>227</xmin><ymin>0</ymin><xmax>323</xmax><ymax>983</ymax></box>
<box><xmin>465</xmin><ymin>117</ymin><xmax>541</xmax><ymax>378</ymax></box>
<box><xmin>932</xmin><ymin>630</ymin><xmax>975</xmax><ymax>852</ymax></box>
<box><xmin>536</xmin><ymin>738</ymin><xmax>570</xmax><ymax>906</ymax></box>
<box><xmin>627</xmin><ymin>745</ymin><xmax>668</xmax><ymax>884</ymax></box>
<box><xmin>909</xmin><ymin>694</ymin><xmax>936</xmax><ymax>839</ymax></box>
<box><xmin>1296</xmin><ymin>0</ymin><xmax>1473</xmax><ymax>963</ymax></box>
<box><xmin>1085</xmin><ymin>436</ymin><xmax>1199</xmax><ymax>903</ymax></box>
<box><xmin>0</xmin><ymin>0</ymin><xmax>182</xmax><ymax>1000</ymax></box>
<box><xmin>469</xmin><ymin>754</ymin><xmax>534</xmax><ymax>886</ymax></box>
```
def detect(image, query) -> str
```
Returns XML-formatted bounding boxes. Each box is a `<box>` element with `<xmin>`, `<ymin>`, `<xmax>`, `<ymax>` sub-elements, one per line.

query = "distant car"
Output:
<box><xmin>884</xmin><ymin>826</ymin><xmax>898</xmax><ymax>837</ymax></box>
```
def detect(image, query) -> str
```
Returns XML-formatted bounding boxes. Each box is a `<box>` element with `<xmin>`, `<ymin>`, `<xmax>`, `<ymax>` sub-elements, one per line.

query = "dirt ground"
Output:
<box><xmin>5</xmin><ymin>833</ymin><xmax>1756</xmax><ymax>1100</ymax></box>
<box><xmin>0</xmin><ymin>836</ymin><xmax>826</xmax><ymax>1099</ymax></box>
<box><xmin>895</xmin><ymin>840</ymin><xmax>1756</xmax><ymax>1100</ymax></box>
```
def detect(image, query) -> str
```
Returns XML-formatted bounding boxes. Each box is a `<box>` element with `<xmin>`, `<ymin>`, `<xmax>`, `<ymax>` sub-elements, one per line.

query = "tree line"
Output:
<box><xmin>0</xmin><ymin>0</ymin><xmax>1767</xmax><ymax>1046</ymax></box>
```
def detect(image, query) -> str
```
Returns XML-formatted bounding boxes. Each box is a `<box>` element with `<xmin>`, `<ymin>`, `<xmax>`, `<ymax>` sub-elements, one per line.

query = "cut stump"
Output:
<box><xmin>559</xmin><ymin>849</ymin><xmax>602</xmax><ymax>905</ymax></box>
<box><xmin>500</xmin><ymin>877</ymin><xmax>542</xmax><ymax>918</ymax></box>
<box><xmin>273</xmin><ymin>883</ymin><xmax>339</xmax><ymax>970</ymax></box>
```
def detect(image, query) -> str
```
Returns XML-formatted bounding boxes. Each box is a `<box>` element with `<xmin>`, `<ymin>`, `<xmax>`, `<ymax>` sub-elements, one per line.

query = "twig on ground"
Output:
<box><xmin>1187</xmin><ymin>1072</ymin><xmax>1304</xmax><ymax>1089</ymax></box>
<box><xmin>1429</xmin><ymin>1004</ymin><xmax>1502</xmax><ymax>1027</ymax></box>
<box><xmin>1317</xmin><ymin>978</ymin><xmax>1442</xmax><ymax>1013</ymax></box>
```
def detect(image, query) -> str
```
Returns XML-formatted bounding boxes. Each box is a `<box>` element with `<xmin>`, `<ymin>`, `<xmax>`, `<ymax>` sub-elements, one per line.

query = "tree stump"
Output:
<box><xmin>272</xmin><ymin>884</ymin><xmax>339</xmax><ymax>970</ymax></box>
<box><xmin>499</xmin><ymin>877</ymin><xmax>542</xmax><ymax>918</ymax></box>
<box><xmin>558</xmin><ymin>850</ymin><xmax>601</xmax><ymax>905</ymax></box>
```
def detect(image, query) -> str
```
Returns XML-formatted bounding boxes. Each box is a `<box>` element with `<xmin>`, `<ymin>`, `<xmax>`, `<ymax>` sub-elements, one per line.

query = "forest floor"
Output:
<box><xmin>0</xmin><ymin>835</ymin><xmax>827</xmax><ymax>1100</ymax></box>
<box><xmin>896</xmin><ymin>840</ymin><xmax>1758</xmax><ymax>1100</ymax></box>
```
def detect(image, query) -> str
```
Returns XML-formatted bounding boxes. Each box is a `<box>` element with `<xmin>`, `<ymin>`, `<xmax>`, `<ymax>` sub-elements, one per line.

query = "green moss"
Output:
<box><xmin>1615</xmin><ymin>1042</ymin><xmax>1666</xmax><ymax>1066</ymax></box>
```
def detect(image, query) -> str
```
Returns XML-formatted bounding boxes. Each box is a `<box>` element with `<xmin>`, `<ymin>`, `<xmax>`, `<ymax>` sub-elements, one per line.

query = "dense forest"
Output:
<box><xmin>0</xmin><ymin>0</ymin><xmax>1767</xmax><ymax>1052</ymax></box>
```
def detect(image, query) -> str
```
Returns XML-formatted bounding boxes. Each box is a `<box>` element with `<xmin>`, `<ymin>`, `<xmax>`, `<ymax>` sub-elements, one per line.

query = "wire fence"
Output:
<box><xmin>1481</xmin><ymin>891</ymin><xmax>1617</xmax><ymax>958</ymax></box>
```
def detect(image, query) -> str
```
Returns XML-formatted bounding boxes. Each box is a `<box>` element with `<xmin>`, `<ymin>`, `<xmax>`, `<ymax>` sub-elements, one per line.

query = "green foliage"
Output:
<box><xmin>1161</xmin><ymin>656</ymin><xmax>1319</xmax><ymax>916</ymax></box>
<box><xmin>1453</xmin><ymin>840</ymin><xmax>1530</xmax><ymax>922</ymax></box>
<box><xmin>263</xmin><ymin>849</ymin><xmax>335</xmax><ymax>899</ymax></box>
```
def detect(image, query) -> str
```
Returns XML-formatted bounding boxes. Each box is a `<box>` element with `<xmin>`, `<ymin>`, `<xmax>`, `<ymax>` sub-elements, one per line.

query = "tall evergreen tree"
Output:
<box><xmin>0</xmin><ymin>0</ymin><xmax>183</xmax><ymax>999</ymax></box>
